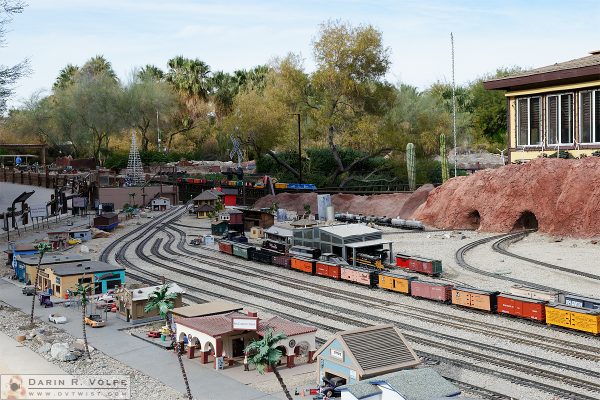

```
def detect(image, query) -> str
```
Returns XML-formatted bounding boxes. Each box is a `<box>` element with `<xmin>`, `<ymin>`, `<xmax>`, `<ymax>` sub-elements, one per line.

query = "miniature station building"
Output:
<box><xmin>339</xmin><ymin>368</ymin><xmax>461</xmax><ymax>400</ymax></box>
<box><xmin>115</xmin><ymin>283</ymin><xmax>184</xmax><ymax>323</ymax></box>
<box><xmin>314</xmin><ymin>325</ymin><xmax>420</xmax><ymax>386</ymax></box>
<box><xmin>150</xmin><ymin>197</ymin><xmax>171</xmax><ymax>211</ymax></box>
<box><xmin>264</xmin><ymin>226</ymin><xmax>293</xmax><ymax>245</ymax></box>
<box><xmin>5</xmin><ymin>243</ymin><xmax>38</xmax><ymax>281</ymax></box>
<box><xmin>16</xmin><ymin>253</ymin><xmax>91</xmax><ymax>285</ymax></box>
<box><xmin>93</xmin><ymin>212</ymin><xmax>119</xmax><ymax>231</ymax></box>
<box><xmin>68</xmin><ymin>228</ymin><xmax>92</xmax><ymax>242</ymax></box>
<box><xmin>174</xmin><ymin>307</ymin><xmax>317</xmax><ymax>370</ymax></box>
<box><xmin>484</xmin><ymin>51</ymin><xmax>600</xmax><ymax>163</ymax></box>
<box><xmin>293</xmin><ymin>224</ymin><xmax>393</xmax><ymax>266</ymax></box>
<box><xmin>241</xmin><ymin>209</ymin><xmax>275</xmax><ymax>230</ymax></box>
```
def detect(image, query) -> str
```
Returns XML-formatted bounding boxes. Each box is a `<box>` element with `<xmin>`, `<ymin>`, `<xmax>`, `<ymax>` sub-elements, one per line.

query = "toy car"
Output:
<box><xmin>48</xmin><ymin>313</ymin><xmax>67</xmax><ymax>324</ymax></box>
<box><xmin>147</xmin><ymin>331</ymin><xmax>161</xmax><ymax>338</ymax></box>
<box><xmin>320</xmin><ymin>377</ymin><xmax>345</xmax><ymax>398</ymax></box>
<box><xmin>38</xmin><ymin>293</ymin><xmax>53</xmax><ymax>308</ymax></box>
<box><xmin>22</xmin><ymin>286</ymin><xmax>36</xmax><ymax>296</ymax></box>
<box><xmin>67</xmin><ymin>238</ymin><xmax>82</xmax><ymax>245</ymax></box>
<box><xmin>84</xmin><ymin>314</ymin><xmax>106</xmax><ymax>328</ymax></box>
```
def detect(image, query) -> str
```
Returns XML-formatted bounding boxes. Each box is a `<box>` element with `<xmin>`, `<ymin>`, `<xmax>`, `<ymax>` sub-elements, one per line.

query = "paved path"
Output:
<box><xmin>0</xmin><ymin>330</ymin><xmax>66</xmax><ymax>375</ymax></box>
<box><xmin>0</xmin><ymin>279</ymin><xmax>279</xmax><ymax>400</ymax></box>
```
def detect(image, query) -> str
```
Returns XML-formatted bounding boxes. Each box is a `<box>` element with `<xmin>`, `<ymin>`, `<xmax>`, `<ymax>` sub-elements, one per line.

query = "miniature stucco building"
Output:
<box><xmin>115</xmin><ymin>283</ymin><xmax>184</xmax><ymax>323</ymax></box>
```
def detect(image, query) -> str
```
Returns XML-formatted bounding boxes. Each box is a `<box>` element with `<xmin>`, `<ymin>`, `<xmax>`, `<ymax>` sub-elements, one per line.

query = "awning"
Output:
<box><xmin>345</xmin><ymin>239</ymin><xmax>393</xmax><ymax>248</ymax></box>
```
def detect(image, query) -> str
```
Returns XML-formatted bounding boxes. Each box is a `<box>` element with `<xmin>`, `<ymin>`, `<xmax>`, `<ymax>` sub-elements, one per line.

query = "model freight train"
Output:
<box><xmin>334</xmin><ymin>213</ymin><xmax>424</xmax><ymax>230</ymax></box>
<box><xmin>217</xmin><ymin>240</ymin><xmax>600</xmax><ymax>335</ymax></box>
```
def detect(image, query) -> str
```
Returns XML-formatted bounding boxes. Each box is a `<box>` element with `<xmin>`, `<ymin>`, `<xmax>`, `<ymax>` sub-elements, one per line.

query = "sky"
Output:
<box><xmin>3</xmin><ymin>0</ymin><xmax>600</xmax><ymax>109</ymax></box>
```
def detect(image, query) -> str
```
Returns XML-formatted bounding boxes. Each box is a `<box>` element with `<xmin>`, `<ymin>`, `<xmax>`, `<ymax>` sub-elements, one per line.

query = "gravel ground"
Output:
<box><xmin>0</xmin><ymin>302</ymin><xmax>185</xmax><ymax>400</ymax></box>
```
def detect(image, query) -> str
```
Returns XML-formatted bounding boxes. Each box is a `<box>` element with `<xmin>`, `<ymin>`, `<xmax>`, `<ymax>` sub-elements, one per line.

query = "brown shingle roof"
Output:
<box><xmin>258</xmin><ymin>316</ymin><xmax>317</xmax><ymax>337</ymax></box>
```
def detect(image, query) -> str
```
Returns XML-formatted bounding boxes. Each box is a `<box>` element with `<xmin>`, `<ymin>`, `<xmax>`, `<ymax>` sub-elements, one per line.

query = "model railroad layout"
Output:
<box><xmin>101</xmin><ymin>206</ymin><xmax>600</xmax><ymax>400</ymax></box>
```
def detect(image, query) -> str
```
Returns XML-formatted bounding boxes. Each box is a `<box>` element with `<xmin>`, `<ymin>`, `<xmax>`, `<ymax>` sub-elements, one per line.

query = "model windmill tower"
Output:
<box><xmin>126</xmin><ymin>132</ymin><xmax>145</xmax><ymax>186</ymax></box>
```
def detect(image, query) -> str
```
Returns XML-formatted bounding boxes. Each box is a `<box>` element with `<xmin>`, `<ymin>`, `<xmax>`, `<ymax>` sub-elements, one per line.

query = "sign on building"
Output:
<box><xmin>317</xmin><ymin>194</ymin><xmax>332</xmax><ymax>221</ymax></box>
<box><xmin>232</xmin><ymin>317</ymin><xmax>258</xmax><ymax>331</ymax></box>
<box><xmin>330</xmin><ymin>348</ymin><xmax>344</xmax><ymax>361</ymax></box>
<box><xmin>73</xmin><ymin>197</ymin><xmax>87</xmax><ymax>208</ymax></box>
<box><xmin>29</xmin><ymin>204</ymin><xmax>48</xmax><ymax>218</ymax></box>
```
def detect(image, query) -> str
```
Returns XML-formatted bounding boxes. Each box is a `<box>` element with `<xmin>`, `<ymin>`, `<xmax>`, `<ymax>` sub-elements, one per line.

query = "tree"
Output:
<box><xmin>53</xmin><ymin>64</ymin><xmax>79</xmax><ymax>90</ymax></box>
<box><xmin>137</xmin><ymin>65</ymin><xmax>164</xmax><ymax>82</ymax></box>
<box><xmin>166</xmin><ymin>56</ymin><xmax>211</xmax><ymax>101</ymax></box>
<box><xmin>144</xmin><ymin>284</ymin><xmax>192</xmax><ymax>400</ymax></box>
<box><xmin>70</xmin><ymin>279</ymin><xmax>93</xmax><ymax>359</ymax></box>
<box><xmin>79</xmin><ymin>55</ymin><xmax>118</xmax><ymax>82</ymax></box>
<box><xmin>29</xmin><ymin>242</ymin><xmax>51</xmax><ymax>325</ymax></box>
<box><xmin>0</xmin><ymin>0</ymin><xmax>30</xmax><ymax>113</ymax></box>
<box><xmin>244</xmin><ymin>329</ymin><xmax>293</xmax><ymax>400</ymax></box>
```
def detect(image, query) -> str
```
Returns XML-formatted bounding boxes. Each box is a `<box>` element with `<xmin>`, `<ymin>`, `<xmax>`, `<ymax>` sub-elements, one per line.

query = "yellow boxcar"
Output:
<box><xmin>378</xmin><ymin>272</ymin><xmax>416</xmax><ymax>295</ymax></box>
<box><xmin>545</xmin><ymin>304</ymin><xmax>600</xmax><ymax>335</ymax></box>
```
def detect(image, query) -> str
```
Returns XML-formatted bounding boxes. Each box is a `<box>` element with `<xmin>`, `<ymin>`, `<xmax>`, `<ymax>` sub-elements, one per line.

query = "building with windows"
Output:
<box><xmin>115</xmin><ymin>283</ymin><xmax>184</xmax><ymax>323</ymax></box>
<box><xmin>484</xmin><ymin>51</ymin><xmax>600</xmax><ymax>163</ymax></box>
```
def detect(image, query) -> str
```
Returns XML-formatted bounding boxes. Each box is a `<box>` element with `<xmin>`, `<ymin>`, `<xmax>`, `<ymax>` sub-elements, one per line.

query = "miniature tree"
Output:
<box><xmin>71</xmin><ymin>280</ymin><xmax>93</xmax><ymax>359</ymax></box>
<box><xmin>245</xmin><ymin>329</ymin><xmax>293</xmax><ymax>400</ymax></box>
<box><xmin>406</xmin><ymin>142</ymin><xmax>416</xmax><ymax>191</ymax></box>
<box><xmin>29</xmin><ymin>242</ymin><xmax>52</xmax><ymax>325</ymax></box>
<box><xmin>144</xmin><ymin>284</ymin><xmax>192</xmax><ymax>400</ymax></box>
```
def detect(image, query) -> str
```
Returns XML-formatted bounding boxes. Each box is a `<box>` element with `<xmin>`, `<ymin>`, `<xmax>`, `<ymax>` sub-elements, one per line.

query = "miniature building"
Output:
<box><xmin>290</xmin><ymin>218</ymin><xmax>318</xmax><ymax>228</ymax></box>
<box><xmin>93</xmin><ymin>212</ymin><xmax>119</xmax><ymax>231</ymax></box>
<box><xmin>249</xmin><ymin>226</ymin><xmax>263</xmax><ymax>239</ymax></box>
<box><xmin>264</xmin><ymin>226</ymin><xmax>293</xmax><ymax>245</ymax></box>
<box><xmin>5</xmin><ymin>243</ymin><xmax>38</xmax><ymax>281</ymax></box>
<box><xmin>193</xmin><ymin>190</ymin><xmax>221</xmax><ymax>208</ymax></box>
<box><xmin>314</xmin><ymin>325</ymin><xmax>420</xmax><ymax>386</ymax></box>
<box><xmin>151</xmin><ymin>197</ymin><xmax>171</xmax><ymax>211</ymax></box>
<box><xmin>196</xmin><ymin>204</ymin><xmax>216</xmax><ymax>219</ymax></box>
<box><xmin>16</xmin><ymin>253</ymin><xmax>91</xmax><ymax>285</ymax></box>
<box><xmin>115</xmin><ymin>283</ymin><xmax>184</xmax><ymax>323</ymax></box>
<box><xmin>69</xmin><ymin>228</ymin><xmax>92</xmax><ymax>242</ymax></box>
<box><xmin>339</xmin><ymin>368</ymin><xmax>461</xmax><ymax>400</ymax></box>
<box><xmin>47</xmin><ymin>231</ymin><xmax>69</xmax><ymax>251</ymax></box>
<box><xmin>175</xmin><ymin>311</ymin><xmax>317</xmax><ymax>370</ymax></box>
<box><xmin>241</xmin><ymin>209</ymin><xmax>275</xmax><ymax>230</ymax></box>
<box><xmin>172</xmin><ymin>301</ymin><xmax>243</xmax><ymax>319</ymax></box>
<box><xmin>219</xmin><ymin>209</ymin><xmax>243</xmax><ymax>224</ymax></box>
<box><xmin>211</xmin><ymin>220</ymin><xmax>229</xmax><ymax>236</ymax></box>
<box><xmin>484</xmin><ymin>51</ymin><xmax>600</xmax><ymax>163</ymax></box>
<box><xmin>220</xmin><ymin>188</ymin><xmax>238</xmax><ymax>207</ymax></box>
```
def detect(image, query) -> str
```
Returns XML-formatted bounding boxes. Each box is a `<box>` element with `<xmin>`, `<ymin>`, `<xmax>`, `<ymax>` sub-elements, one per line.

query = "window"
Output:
<box><xmin>580</xmin><ymin>90</ymin><xmax>600</xmax><ymax>143</ymax></box>
<box><xmin>547</xmin><ymin>93</ymin><xmax>573</xmax><ymax>145</ymax></box>
<box><xmin>516</xmin><ymin>97</ymin><xmax>542</xmax><ymax>146</ymax></box>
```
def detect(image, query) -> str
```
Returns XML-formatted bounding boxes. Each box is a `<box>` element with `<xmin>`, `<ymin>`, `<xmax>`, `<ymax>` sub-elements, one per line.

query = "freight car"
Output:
<box><xmin>559</xmin><ymin>293</ymin><xmax>600</xmax><ymax>310</ymax></box>
<box><xmin>545</xmin><ymin>303</ymin><xmax>600</xmax><ymax>335</ymax></box>
<box><xmin>396</xmin><ymin>255</ymin><xmax>443</xmax><ymax>276</ymax></box>
<box><xmin>451</xmin><ymin>287</ymin><xmax>498</xmax><ymax>312</ymax></box>
<box><xmin>378</xmin><ymin>271</ymin><xmax>416</xmax><ymax>295</ymax></box>
<box><xmin>262</xmin><ymin>239</ymin><xmax>288</xmax><ymax>253</ymax></box>
<box><xmin>232</xmin><ymin>243</ymin><xmax>255</xmax><ymax>260</ymax></box>
<box><xmin>290</xmin><ymin>257</ymin><xmax>316</xmax><ymax>275</ymax></box>
<box><xmin>251</xmin><ymin>248</ymin><xmax>274</xmax><ymax>265</ymax></box>
<box><xmin>340</xmin><ymin>265</ymin><xmax>379</xmax><ymax>287</ymax></box>
<box><xmin>410</xmin><ymin>281</ymin><xmax>453</xmax><ymax>303</ymax></box>
<box><xmin>289</xmin><ymin>246</ymin><xmax>321</xmax><ymax>260</ymax></box>
<box><xmin>315</xmin><ymin>260</ymin><xmax>341</xmax><ymax>280</ymax></box>
<box><xmin>508</xmin><ymin>285</ymin><xmax>560</xmax><ymax>303</ymax></box>
<box><xmin>218</xmin><ymin>240</ymin><xmax>234</xmax><ymax>255</ymax></box>
<box><xmin>496</xmin><ymin>294</ymin><xmax>546</xmax><ymax>322</ymax></box>
<box><xmin>272</xmin><ymin>254</ymin><xmax>291</xmax><ymax>269</ymax></box>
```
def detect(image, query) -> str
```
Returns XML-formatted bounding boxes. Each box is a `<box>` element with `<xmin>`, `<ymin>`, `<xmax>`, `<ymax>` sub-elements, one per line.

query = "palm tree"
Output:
<box><xmin>71</xmin><ymin>279</ymin><xmax>93</xmax><ymax>359</ymax></box>
<box><xmin>79</xmin><ymin>55</ymin><xmax>118</xmax><ymax>82</ymax></box>
<box><xmin>137</xmin><ymin>65</ymin><xmax>164</xmax><ymax>82</ymax></box>
<box><xmin>144</xmin><ymin>284</ymin><xmax>193</xmax><ymax>400</ymax></box>
<box><xmin>53</xmin><ymin>64</ymin><xmax>80</xmax><ymax>90</ymax></box>
<box><xmin>29</xmin><ymin>242</ymin><xmax>52</xmax><ymax>325</ymax></box>
<box><xmin>166</xmin><ymin>56</ymin><xmax>211</xmax><ymax>101</ymax></box>
<box><xmin>244</xmin><ymin>329</ymin><xmax>293</xmax><ymax>400</ymax></box>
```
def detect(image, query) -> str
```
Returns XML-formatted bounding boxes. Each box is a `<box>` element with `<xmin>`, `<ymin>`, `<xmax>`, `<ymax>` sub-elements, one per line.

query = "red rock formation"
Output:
<box><xmin>413</xmin><ymin>158</ymin><xmax>600</xmax><ymax>237</ymax></box>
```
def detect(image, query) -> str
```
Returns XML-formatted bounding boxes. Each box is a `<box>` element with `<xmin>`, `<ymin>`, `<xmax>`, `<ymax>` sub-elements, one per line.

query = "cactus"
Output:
<box><xmin>406</xmin><ymin>143</ymin><xmax>416</xmax><ymax>191</ymax></box>
<box><xmin>440</xmin><ymin>134</ymin><xmax>449</xmax><ymax>183</ymax></box>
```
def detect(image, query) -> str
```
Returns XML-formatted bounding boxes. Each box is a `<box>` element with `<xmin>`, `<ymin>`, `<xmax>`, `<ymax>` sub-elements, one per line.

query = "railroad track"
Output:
<box><xmin>454</xmin><ymin>231</ymin><xmax>580</xmax><ymax>295</ymax></box>
<box><xmin>493</xmin><ymin>232</ymin><xmax>600</xmax><ymax>281</ymax></box>
<box><xmin>102</xmin><ymin>212</ymin><xmax>600</xmax><ymax>399</ymax></box>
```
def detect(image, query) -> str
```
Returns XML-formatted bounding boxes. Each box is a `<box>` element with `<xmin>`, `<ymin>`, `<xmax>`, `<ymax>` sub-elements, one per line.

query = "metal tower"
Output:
<box><xmin>126</xmin><ymin>132</ymin><xmax>145</xmax><ymax>186</ymax></box>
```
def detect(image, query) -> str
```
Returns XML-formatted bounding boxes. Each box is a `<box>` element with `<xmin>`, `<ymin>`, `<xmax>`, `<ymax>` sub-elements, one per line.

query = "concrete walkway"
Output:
<box><xmin>0</xmin><ymin>330</ymin><xmax>66</xmax><ymax>375</ymax></box>
<box><xmin>0</xmin><ymin>279</ymin><xmax>279</xmax><ymax>400</ymax></box>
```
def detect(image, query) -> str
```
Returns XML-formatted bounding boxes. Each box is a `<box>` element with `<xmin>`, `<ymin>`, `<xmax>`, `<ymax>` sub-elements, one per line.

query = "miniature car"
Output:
<box><xmin>320</xmin><ymin>377</ymin><xmax>345</xmax><ymax>398</ymax></box>
<box><xmin>67</xmin><ymin>238</ymin><xmax>82</xmax><ymax>245</ymax></box>
<box><xmin>147</xmin><ymin>331</ymin><xmax>161</xmax><ymax>338</ymax></box>
<box><xmin>22</xmin><ymin>286</ymin><xmax>36</xmax><ymax>296</ymax></box>
<box><xmin>48</xmin><ymin>313</ymin><xmax>67</xmax><ymax>324</ymax></box>
<box><xmin>38</xmin><ymin>293</ymin><xmax>53</xmax><ymax>308</ymax></box>
<box><xmin>85</xmin><ymin>314</ymin><xmax>106</xmax><ymax>328</ymax></box>
<box><xmin>98</xmin><ymin>290</ymin><xmax>115</xmax><ymax>302</ymax></box>
<box><xmin>190</xmin><ymin>238</ymin><xmax>203</xmax><ymax>246</ymax></box>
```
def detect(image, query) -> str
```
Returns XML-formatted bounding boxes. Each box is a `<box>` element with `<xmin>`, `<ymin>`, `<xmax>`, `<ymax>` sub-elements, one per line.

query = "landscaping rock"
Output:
<box><xmin>50</xmin><ymin>342</ymin><xmax>69</xmax><ymax>359</ymax></box>
<box><xmin>38</xmin><ymin>343</ymin><xmax>51</xmax><ymax>354</ymax></box>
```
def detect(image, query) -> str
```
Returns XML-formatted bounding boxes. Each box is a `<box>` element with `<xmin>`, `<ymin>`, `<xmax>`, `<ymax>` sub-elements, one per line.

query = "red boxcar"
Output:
<box><xmin>497</xmin><ymin>294</ymin><xmax>546</xmax><ymax>322</ymax></box>
<box><xmin>411</xmin><ymin>281</ymin><xmax>453</xmax><ymax>302</ymax></box>
<box><xmin>315</xmin><ymin>261</ymin><xmax>341</xmax><ymax>280</ymax></box>
<box><xmin>218</xmin><ymin>241</ymin><xmax>233</xmax><ymax>255</ymax></box>
<box><xmin>291</xmin><ymin>257</ymin><xmax>315</xmax><ymax>275</ymax></box>
<box><xmin>272</xmin><ymin>254</ymin><xmax>291</xmax><ymax>269</ymax></box>
<box><xmin>395</xmin><ymin>253</ymin><xmax>411</xmax><ymax>269</ymax></box>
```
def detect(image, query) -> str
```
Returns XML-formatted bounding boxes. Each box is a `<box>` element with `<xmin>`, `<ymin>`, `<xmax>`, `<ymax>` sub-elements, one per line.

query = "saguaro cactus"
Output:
<box><xmin>406</xmin><ymin>143</ymin><xmax>416</xmax><ymax>191</ymax></box>
<box><xmin>440</xmin><ymin>133</ymin><xmax>449</xmax><ymax>183</ymax></box>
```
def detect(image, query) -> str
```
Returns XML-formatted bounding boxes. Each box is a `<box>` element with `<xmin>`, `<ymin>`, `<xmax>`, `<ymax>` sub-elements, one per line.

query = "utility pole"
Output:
<box><xmin>291</xmin><ymin>113</ymin><xmax>302</xmax><ymax>183</ymax></box>
<box><xmin>156</xmin><ymin>111</ymin><xmax>162</xmax><ymax>152</ymax></box>
<box><xmin>451</xmin><ymin>32</ymin><xmax>458</xmax><ymax>178</ymax></box>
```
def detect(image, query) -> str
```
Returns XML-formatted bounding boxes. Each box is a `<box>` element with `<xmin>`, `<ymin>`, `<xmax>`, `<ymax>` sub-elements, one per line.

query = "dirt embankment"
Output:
<box><xmin>413</xmin><ymin>158</ymin><xmax>600</xmax><ymax>237</ymax></box>
<box><xmin>254</xmin><ymin>185</ymin><xmax>434</xmax><ymax>218</ymax></box>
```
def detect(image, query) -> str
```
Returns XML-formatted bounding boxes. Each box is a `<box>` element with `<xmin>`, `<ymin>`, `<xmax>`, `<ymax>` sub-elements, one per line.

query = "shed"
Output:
<box><xmin>242</xmin><ymin>209</ymin><xmax>275</xmax><ymax>230</ymax></box>
<box><xmin>151</xmin><ymin>197</ymin><xmax>171</xmax><ymax>211</ymax></box>
<box><xmin>93</xmin><ymin>212</ymin><xmax>119</xmax><ymax>231</ymax></box>
<box><xmin>220</xmin><ymin>188</ymin><xmax>238</xmax><ymax>207</ymax></box>
<box><xmin>69</xmin><ymin>228</ymin><xmax>92</xmax><ymax>242</ymax></box>
<box><xmin>47</xmin><ymin>231</ymin><xmax>69</xmax><ymax>250</ymax></box>
<box><xmin>211</xmin><ymin>220</ymin><xmax>229</xmax><ymax>236</ymax></box>
<box><xmin>314</xmin><ymin>325</ymin><xmax>420</xmax><ymax>386</ymax></box>
<box><xmin>197</xmin><ymin>203</ymin><xmax>216</xmax><ymax>219</ymax></box>
<box><xmin>115</xmin><ymin>283</ymin><xmax>185</xmax><ymax>324</ymax></box>
<box><xmin>339</xmin><ymin>368</ymin><xmax>461</xmax><ymax>400</ymax></box>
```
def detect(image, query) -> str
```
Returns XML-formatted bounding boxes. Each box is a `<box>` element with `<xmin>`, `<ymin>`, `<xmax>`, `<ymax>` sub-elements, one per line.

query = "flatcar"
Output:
<box><xmin>452</xmin><ymin>287</ymin><xmax>498</xmax><ymax>312</ymax></box>
<box><xmin>289</xmin><ymin>245</ymin><xmax>321</xmax><ymax>260</ymax></box>
<box><xmin>410</xmin><ymin>281</ymin><xmax>453</xmax><ymax>303</ymax></box>
<box><xmin>545</xmin><ymin>303</ymin><xmax>600</xmax><ymax>335</ymax></box>
<box><xmin>378</xmin><ymin>271</ymin><xmax>416</xmax><ymax>295</ymax></box>
<box><xmin>340</xmin><ymin>265</ymin><xmax>379</xmax><ymax>288</ymax></box>
<box><xmin>290</xmin><ymin>257</ymin><xmax>316</xmax><ymax>275</ymax></box>
<box><xmin>496</xmin><ymin>293</ymin><xmax>546</xmax><ymax>322</ymax></box>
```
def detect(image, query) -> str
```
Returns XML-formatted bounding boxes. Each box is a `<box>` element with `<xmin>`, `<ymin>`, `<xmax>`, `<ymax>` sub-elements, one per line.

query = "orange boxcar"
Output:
<box><xmin>497</xmin><ymin>294</ymin><xmax>546</xmax><ymax>322</ymax></box>
<box><xmin>315</xmin><ymin>261</ymin><xmax>341</xmax><ymax>280</ymax></box>
<box><xmin>452</xmin><ymin>287</ymin><xmax>498</xmax><ymax>312</ymax></box>
<box><xmin>291</xmin><ymin>257</ymin><xmax>315</xmax><ymax>275</ymax></box>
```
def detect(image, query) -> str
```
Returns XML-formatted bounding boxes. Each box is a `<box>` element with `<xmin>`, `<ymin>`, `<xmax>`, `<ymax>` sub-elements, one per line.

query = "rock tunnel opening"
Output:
<box><xmin>466</xmin><ymin>210</ymin><xmax>481</xmax><ymax>229</ymax></box>
<box><xmin>513</xmin><ymin>211</ymin><xmax>539</xmax><ymax>231</ymax></box>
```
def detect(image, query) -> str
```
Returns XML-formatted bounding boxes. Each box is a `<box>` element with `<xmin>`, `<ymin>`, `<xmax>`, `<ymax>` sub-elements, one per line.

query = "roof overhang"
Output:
<box><xmin>345</xmin><ymin>239</ymin><xmax>393</xmax><ymax>249</ymax></box>
<box><xmin>484</xmin><ymin>66</ymin><xmax>600</xmax><ymax>91</ymax></box>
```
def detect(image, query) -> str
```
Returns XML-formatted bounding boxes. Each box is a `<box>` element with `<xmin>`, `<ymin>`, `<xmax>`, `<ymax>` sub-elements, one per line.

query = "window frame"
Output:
<box><xmin>516</xmin><ymin>96</ymin><xmax>542</xmax><ymax>147</ymax></box>
<box><xmin>546</xmin><ymin>92</ymin><xmax>574</xmax><ymax>146</ymax></box>
<box><xmin>579</xmin><ymin>89</ymin><xmax>600</xmax><ymax>144</ymax></box>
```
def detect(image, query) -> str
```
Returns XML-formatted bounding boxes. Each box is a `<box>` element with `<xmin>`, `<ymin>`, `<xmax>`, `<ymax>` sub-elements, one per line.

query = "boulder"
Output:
<box><xmin>38</xmin><ymin>343</ymin><xmax>51</xmax><ymax>354</ymax></box>
<box><xmin>50</xmin><ymin>342</ymin><xmax>79</xmax><ymax>361</ymax></box>
<box><xmin>70</xmin><ymin>339</ymin><xmax>94</xmax><ymax>353</ymax></box>
<box><xmin>34</xmin><ymin>334</ymin><xmax>53</xmax><ymax>344</ymax></box>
